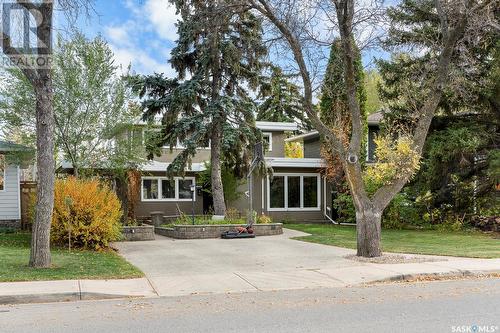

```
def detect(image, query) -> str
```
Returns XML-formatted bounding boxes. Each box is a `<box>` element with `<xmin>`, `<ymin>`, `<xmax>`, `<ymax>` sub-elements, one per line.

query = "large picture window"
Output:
<box><xmin>0</xmin><ymin>154</ymin><xmax>5</xmax><ymax>191</ymax></box>
<box><xmin>141</xmin><ymin>177</ymin><xmax>195</xmax><ymax>201</ymax></box>
<box><xmin>267</xmin><ymin>173</ymin><xmax>320</xmax><ymax>211</ymax></box>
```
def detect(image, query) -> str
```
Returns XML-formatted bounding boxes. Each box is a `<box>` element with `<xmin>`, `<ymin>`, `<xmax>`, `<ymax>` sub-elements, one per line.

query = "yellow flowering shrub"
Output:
<box><xmin>285</xmin><ymin>142</ymin><xmax>304</xmax><ymax>158</ymax></box>
<box><xmin>364</xmin><ymin>135</ymin><xmax>421</xmax><ymax>190</ymax></box>
<box><xmin>257</xmin><ymin>214</ymin><xmax>272</xmax><ymax>224</ymax></box>
<box><xmin>51</xmin><ymin>177</ymin><xmax>122</xmax><ymax>250</ymax></box>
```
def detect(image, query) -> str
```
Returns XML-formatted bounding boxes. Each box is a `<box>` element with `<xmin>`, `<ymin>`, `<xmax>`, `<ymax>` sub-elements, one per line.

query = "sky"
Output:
<box><xmin>71</xmin><ymin>0</ymin><xmax>179</xmax><ymax>76</ymax></box>
<box><xmin>68</xmin><ymin>0</ymin><xmax>387</xmax><ymax>77</ymax></box>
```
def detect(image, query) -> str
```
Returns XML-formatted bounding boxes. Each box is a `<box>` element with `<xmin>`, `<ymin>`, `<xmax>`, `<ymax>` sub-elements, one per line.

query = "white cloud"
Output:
<box><xmin>110</xmin><ymin>44</ymin><xmax>175</xmax><ymax>76</ymax></box>
<box><xmin>101</xmin><ymin>0</ymin><xmax>179</xmax><ymax>76</ymax></box>
<box><xmin>105</xmin><ymin>25</ymin><xmax>133</xmax><ymax>47</ymax></box>
<box><xmin>144</xmin><ymin>0</ymin><xmax>179</xmax><ymax>41</ymax></box>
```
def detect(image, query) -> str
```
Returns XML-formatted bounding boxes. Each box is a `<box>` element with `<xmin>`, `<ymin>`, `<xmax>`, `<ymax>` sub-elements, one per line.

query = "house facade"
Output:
<box><xmin>135</xmin><ymin>121</ymin><xmax>329</xmax><ymax>222</ymax></box>
<box><xmin>134</xmin><ymin>114</ymin><xmax>381</xmax><ymax>223</ymax></box>
<box><xmin>0</xmin><ymin>141</ymin><xmax>32</xmax><ymax>229</ymax></box>
<box><xmin>56</xmin><ymin>113</ymin><xmax>382</xmax><ymax>223</ymax></box>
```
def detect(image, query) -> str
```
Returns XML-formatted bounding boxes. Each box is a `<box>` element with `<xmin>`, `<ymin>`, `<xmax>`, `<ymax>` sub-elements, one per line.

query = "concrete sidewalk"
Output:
<box><xmin>1</xmin><ymin>228</ymin><xmax>499</xmax><ymax>304</ymax></box>
<box><xmin>114</xmin><ymin>228</ymin><xmax>500</xmax><ymax>297</ymax></box>
<box><xmin>0</xmin><ymin>278</ymin><xmax>157</xmax><ymax>304</ymax></box>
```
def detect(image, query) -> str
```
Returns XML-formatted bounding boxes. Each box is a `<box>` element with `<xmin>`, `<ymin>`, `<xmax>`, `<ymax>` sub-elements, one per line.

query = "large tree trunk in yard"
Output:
<box><xmin>210</xmin><ymin>123</ymin><xmax>226</xmax><ymax>217</ymax></box>
<box><xmin>30</xmin><ymin>78</ymin><xmax>55</xmax><ymax>268</ymax></box>
<box><xmin>356</xmin><ymin>208</ymin><xmax>382</xmax><ymax>257</ymax></box>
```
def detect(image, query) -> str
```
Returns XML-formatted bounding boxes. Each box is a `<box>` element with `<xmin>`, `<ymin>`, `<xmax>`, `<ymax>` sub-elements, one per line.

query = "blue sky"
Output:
<box><xmin>71</xmin><ymin>0</ymin><xmax>179</xmax><ymax>75</ymax></box>
<box><xmin>71</xmin><ymin>0</ymin><xmax>386</xmax><ymax>76</ymax></box>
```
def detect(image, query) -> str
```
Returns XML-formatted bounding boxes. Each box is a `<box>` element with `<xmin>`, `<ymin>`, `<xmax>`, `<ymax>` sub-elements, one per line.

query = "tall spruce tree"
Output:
<box><xmin>320</xmin><ymin>38</ymin><xmax>367</xmax><ymax>182</ymax></box>
<box><xmin>377</xmin><ymin>0</ymin><xmax>500</xmax><ymax>220</ymax></box>
<box><xmin>130</xmin><ymin>1</ymin><xmax>267</xmax><ymax>217</ymax></box>
<box><xmin>320</xmin><ymin>38</ymin><xmax>366</xmax><ymax>129</ymax></box>
<box><xmin>378</xmin><ymin>0</ymin><xmax>498</xmax><ymax>121</ymax></box>
<box><xmin>257</xmin><ymin>66</ymin><xmax>310</xmax><ymax>129</ymax></box>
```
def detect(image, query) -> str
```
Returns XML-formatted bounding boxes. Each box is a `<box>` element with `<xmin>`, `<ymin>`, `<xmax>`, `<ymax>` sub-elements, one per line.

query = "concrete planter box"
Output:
<box><xmin>121</xmin><ymin>224</ymin><xmax>155</xmax><ymax>241</ymax></box>
<box><xmin>155</xmin><ymin>223</ymin><xmax>283</xmax><ymax>239</ymax></box>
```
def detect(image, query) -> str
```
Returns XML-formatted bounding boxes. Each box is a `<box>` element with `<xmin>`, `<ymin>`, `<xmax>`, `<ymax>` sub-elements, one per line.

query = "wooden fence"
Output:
<box><xmin>20</xmin><ymin>181</ymin><xmax>37</xmax><ymax>230</ymax></box>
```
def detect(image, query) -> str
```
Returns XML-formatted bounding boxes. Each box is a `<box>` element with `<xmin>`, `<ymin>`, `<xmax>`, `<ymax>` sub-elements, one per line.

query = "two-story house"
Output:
<box><xmin>58</xmin><ymin>112</ymin><xmax>382</xmax><ymax>223</ymax></box>
<box><xmin>135</xmin><ymin>121</ymin><xmax>327</xmax><ymax>222</ymax></box>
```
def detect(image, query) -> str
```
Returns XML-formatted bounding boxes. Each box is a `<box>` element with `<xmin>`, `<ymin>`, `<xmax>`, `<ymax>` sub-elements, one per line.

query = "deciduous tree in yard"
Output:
<box><xmin>1</xmin><ymin>0</ymin><xmax>94</xmax><ymax>267</ymax></box>
<box><xmin>130</xmin><ymin>0</ymin><xmax>267</xmax><ymax>217</ymax></box>
<box><xmin>248</xmin><ymin>0</ymin><xmax>497</xmax><ymax>256</ymax></box>
<box><xmin>1</xmin><ymin>33</ymin><xmax>139</xmax><ymax>178</ymax></box>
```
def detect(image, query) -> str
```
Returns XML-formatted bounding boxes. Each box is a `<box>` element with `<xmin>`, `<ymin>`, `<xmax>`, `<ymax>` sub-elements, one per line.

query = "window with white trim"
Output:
<box><xmin>141</xmin><ymin>177</ymin><xmax>196</xmax><ymax>201</ymax></box>
<box><xmin>267</xmin><ymin>173</ymin><xmax>320</xmax><ymax>211</ymax></box>
<box><xmin>0</xmin><ymin>154</ymin><xmax>5</xmax><ymax>191</ymax></box>
<box><xmin>262</xmin><ymin>132</ymin><xmax>272</xmax><ymax>152</ymax></box>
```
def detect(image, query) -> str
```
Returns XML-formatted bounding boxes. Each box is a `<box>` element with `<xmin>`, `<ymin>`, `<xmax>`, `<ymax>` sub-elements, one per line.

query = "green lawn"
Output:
<box><xmin>0</xmin><ymin>232</ymin><xmax>143</xmax><ymax>282</ymax></box>
<box><xmin>286</xmin><ymin>224</ymin><xmax>500</xmax><ymax>258</ymax></box>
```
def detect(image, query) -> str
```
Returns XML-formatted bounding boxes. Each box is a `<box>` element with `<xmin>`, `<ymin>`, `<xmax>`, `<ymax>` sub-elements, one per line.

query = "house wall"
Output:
<box><xmin>303</xmin><ymin>138</ymin><xmax>321</xmax><ymax>158</ymax></box>
<box><xmin>265</xmin><ymin>131</ymin><xmax>286</xmax><ymax>158</ymax></box>
<box><xmin>135</xmin><ymin>171</ymin><xmax>204</xmax><ymax>219</ymax></box>
<box><xmin>0</xmin><ymin>164</ymin><xmax>20</xmax><ymax>221</ymax></box>
<box><xmin>153</xmin><ymin>148</ymin><xmax>211</xmax><ymax>164</ymax></box>
<box><xmin>229</xmin><ymin>167</ymin><xmax>329</xmax><ymax>223</ymax></box>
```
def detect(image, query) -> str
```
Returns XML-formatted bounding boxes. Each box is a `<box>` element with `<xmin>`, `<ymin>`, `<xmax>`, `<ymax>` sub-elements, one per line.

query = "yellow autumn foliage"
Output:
<box><xmin>51</xmin><ymin>177</ymin><xmax>122</xmax><ymax>250</ymax></box>
<box><xmin>285</xmin><ymin>141</ymin><xmax>304</xmax><ymax>158</ymax></box>
<box><xmin>364</xmin><ymin>135</ymin><xmax>421</xmax><ymax>189</ymax></box>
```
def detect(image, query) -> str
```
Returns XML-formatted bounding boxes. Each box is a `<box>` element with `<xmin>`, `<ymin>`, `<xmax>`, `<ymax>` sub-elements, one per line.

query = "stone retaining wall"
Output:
<box><xmin>0</xmin><ymin>220</ymin><xmax>21</xmax><ymax>230</ymax></box>
<box><xmin>121</xmin><ymin>225</ymin><xmax>155</xmax><ymax>241</ymax></box>
<box><xmin>155</xmin><ymin>223</ymin><xmax>283</xmax><ymax>239</ymax></box>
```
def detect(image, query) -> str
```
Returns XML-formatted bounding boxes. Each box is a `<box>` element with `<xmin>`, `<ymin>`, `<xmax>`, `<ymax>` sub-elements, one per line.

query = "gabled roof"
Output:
<box><xmin>367</xmin><ymin>111</ymin><xmax>384</xmax><ymax>126</ymax></box>
<box><xmin>265</xmin><ymin>157</ymin><xmax>325</xmax><ymax>168</ymax></box>
<box><xmin>285</xmin><ymin>131</ymin><xmax>319</xmax><ymax>143</ymax></box>
<box><xmin>0</xmin><ymin>140</ymin><xmax>32</xmax><ymax>153</ymax></box>
<box><xmin>134</xmin><ymin>118</ymin><xmax>299</xmax><ymax>132</ymax></box>
<box><xmin>255</xmin><ymin>121</ymin><xmax>298</xmax><ymax>132</ymax></box>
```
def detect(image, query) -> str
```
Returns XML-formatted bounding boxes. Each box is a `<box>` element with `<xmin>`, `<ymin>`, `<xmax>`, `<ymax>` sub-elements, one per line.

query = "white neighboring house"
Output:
<box><xmin>0</xmin><ymin>141</ymin><xmax>33</xmax><ymax>229</ymax></box>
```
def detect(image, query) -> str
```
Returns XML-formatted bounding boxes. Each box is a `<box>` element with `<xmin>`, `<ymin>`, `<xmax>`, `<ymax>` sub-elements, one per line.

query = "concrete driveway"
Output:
<box><xmin>114</xmin><ymin>229</ymin><xmax>500</xmax><ymax>297</ymax></box>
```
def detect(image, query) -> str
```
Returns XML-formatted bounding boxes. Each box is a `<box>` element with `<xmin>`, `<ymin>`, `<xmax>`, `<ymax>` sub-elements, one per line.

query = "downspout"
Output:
<box><xmin>323</xmin><ymin>176</ymin><xmax>337</xmax><ymax>224</ymax></box>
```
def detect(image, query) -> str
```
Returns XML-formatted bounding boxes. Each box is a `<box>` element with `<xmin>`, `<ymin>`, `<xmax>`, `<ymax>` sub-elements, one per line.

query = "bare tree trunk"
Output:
<box><xmin>30</xmin><ymin>77</ymin><xmax>55</xmax><ymax>268</ymax></box>
<box><xmin>356</xmin><ymin>208</ymin><xmax>382</xmax><ymax>257</ymax></box>
<box><xmin>210</xmin><ymin>122</ymin><xmax>226</xmax><ymax>217</ymax></box>
<box><xmin>208</xmin><ymin>3</ymin><xmax>226</xmax><ymax>218</ymax></box>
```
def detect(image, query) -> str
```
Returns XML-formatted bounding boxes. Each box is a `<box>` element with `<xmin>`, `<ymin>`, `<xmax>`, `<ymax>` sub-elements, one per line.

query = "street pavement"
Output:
<box><xmin>1</xmin><ymin>278</ymin><xmax>498</xmax><ymax>333</ymax></box>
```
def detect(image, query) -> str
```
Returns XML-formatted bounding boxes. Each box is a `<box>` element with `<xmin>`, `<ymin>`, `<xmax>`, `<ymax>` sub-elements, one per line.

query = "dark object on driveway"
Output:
<box><xmin>221</xmin><ymin>225</ymin><xmax>255</xmax><ymax>239</ymax></box>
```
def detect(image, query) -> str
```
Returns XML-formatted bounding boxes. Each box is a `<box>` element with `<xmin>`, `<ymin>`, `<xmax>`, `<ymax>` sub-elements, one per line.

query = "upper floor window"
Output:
<box><xmin>0</xmin><ymin>154</ymin><xmax>4</xmax><ymax>191</ymax></box>
<box><xmin>262</xmin><ymin>132</ymin><xmax>272</xmax><ymax>152</ymax></box>
<box><xmin>141</xmin><ymin>176</ymin><xmax>196</xmax><ymax>201</ymax></box>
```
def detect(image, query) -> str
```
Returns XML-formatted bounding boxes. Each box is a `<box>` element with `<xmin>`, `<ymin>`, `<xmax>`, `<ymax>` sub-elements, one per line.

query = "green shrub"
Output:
<box><xmin>51</xmin><ymin>177</ymin><xmax>122</xmax><ymax>250</ymax></box>
<box><xmin>382</xmin><ymin>192</ymin><xmax>422</xmax><ymax>229</ymax></box>
<box><xmin>332</xmin><ymin>191</ymin><xmax>356</xmax><ymax>224</ymax></box>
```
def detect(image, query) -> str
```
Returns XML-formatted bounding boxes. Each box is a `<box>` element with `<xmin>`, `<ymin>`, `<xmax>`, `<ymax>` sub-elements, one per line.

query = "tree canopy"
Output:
<box><xmin>129</xmin><ymin>0</ymin><xmax>268</xmax><ymax>215</ymax></box>
<box><xmin>0</xmin><ymin>33</ymin><xmax>140</xmax><ymax>177</ymax></box>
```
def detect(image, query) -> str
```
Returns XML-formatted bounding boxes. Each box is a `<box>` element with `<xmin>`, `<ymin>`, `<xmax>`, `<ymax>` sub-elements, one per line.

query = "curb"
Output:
<box><xmin>368</xmin><ymin>269</ymin><xmax>500</xmax><ymax>284</ymax></box>
<box><xmin>0</xmin><ymin>292</ymin><xmax>146</xmax><ymax>305</ymax></box>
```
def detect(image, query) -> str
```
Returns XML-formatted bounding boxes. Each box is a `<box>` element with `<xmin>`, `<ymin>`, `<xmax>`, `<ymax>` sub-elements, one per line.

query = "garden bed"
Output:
<box><xmin>121</xmin><ymin>224</ymin><xmax>155</xmax><ymax>241</ymax></box>
<box><xmin>155</xmin><ymin>223</ymin><xmax>283</xmax><ymax>239</ymax></box>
